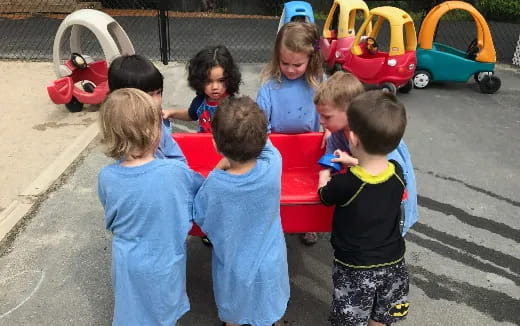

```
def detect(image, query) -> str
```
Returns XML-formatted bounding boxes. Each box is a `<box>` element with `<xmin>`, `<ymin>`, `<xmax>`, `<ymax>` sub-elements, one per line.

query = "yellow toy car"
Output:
<box><xmin>319</xmin><ymin>0</ymin><xmax>371</xmax><ymax>71</ymax></box>
<box><xmin>336</xmin><ymin>6</ymin><xmax>418</xmax><ymax>94</ymax></box>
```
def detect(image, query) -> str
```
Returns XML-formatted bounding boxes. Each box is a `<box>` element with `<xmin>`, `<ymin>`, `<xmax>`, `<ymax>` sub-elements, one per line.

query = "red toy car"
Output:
<box><xmin>333</xmin><ymin>6</ymin><xmax>417</xmax><ymax>94</ymax></box>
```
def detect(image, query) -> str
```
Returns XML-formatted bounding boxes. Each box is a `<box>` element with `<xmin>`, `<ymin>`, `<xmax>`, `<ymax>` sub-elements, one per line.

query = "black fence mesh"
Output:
<box><xmin>0</xmin><ymin>0</ymin><xmax>518</xmax><ymax>64</ymax></box>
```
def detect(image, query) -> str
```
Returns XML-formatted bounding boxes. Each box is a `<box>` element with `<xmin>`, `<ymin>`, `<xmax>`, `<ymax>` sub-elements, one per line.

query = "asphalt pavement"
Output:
<box><xmin>0</xmin><ymin>63</ymin><xmax>519</xmax><ymax>326</ymax></box>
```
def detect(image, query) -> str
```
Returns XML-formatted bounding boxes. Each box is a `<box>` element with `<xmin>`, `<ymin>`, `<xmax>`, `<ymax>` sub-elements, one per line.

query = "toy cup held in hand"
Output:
<box><xmin>318</xmin><ymin>153</ymin><xmax>341</xmax><ymax>172</ymax></box>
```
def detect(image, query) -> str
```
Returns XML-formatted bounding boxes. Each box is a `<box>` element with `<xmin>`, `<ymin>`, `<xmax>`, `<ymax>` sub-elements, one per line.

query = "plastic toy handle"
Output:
<box><xmin>47</xmin><ymin>77</ymin><xmax>73</xmax><ymax>104</ymax></box>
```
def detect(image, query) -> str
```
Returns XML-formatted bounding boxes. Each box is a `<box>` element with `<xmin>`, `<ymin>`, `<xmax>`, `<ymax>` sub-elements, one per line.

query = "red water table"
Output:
<box><xmin>47</xmin><ymin>9</ymin><xmax>135</xmax><ymax>112</ymax></box>
<box><xmin>173</xmin><ymin>132</ymin><xmax>334</xmax><ymax>236</ymax></box>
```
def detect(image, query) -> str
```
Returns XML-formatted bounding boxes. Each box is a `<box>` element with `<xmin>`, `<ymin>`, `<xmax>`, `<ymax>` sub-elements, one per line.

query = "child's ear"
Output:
<box><xmin>348</xmin><ymin>130</ymin><xmax>359</xmax><ymax>147</ymax></box>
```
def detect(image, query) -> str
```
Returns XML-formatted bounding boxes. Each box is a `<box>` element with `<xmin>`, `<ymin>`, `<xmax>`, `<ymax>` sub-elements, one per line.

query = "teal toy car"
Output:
<box><xmin>413</xmin><ymin>1</ymin><xmax>501</xmax><ymax>94</ymax></box>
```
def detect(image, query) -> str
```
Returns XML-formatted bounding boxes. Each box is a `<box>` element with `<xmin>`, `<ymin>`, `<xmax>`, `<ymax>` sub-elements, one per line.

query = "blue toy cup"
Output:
<box><xmin>318</xmin><ymin>153</ymin><xmax>341</xmax><ymax>172</ymax></box>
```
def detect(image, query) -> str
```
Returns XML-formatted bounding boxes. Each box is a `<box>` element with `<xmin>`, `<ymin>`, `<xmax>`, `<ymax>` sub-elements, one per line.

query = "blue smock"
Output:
<box><xmin>156</xmin><ymin>122</ymin><xmax>187</xmax><ymax>162</ymax></box>
<box><xmin>256</xmin><ymin>76</ymin><xmax>320</xmax><ymax>133</ymax></box>
<box><xmin>193</xmin><ymin>142</ymin><xmax>290</xmax><ymax>326</ymax></box>
<box><xmin>98</xmin><ymin>159</ymin><xmax>203</xmax><ymax>326</ymax></box>
<box><xmin>326</xmin><ymin>131</ymin><xmax>418</xmax><ymax>234</ymax></box>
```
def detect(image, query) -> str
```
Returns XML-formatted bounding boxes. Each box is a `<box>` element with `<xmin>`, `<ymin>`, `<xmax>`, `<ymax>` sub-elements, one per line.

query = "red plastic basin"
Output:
<box><xmin>173</xmin><ymin>132</ymin><xmax>334</xmax><ymax>234</ymax></box>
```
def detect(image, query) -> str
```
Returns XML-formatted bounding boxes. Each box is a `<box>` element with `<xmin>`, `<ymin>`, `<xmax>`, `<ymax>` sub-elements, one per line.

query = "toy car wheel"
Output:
<box><xmin>399</xmin><ymin>79</ymin><xmax>413</xmax><ymax>93</ymax></box>
<box><xmin>413</xmin><ymin>70</ymin><xmax>431</xmax><ymax>89</ymax></box>
<box><xmin>479</xmin><ymin>75</ymin><xmax>501</xmax><ymax>94</ymax></box>
<box><xmin>65</xmin><ymin>96</ymin><xmax>84</xmax><ymax>112</ymax></box>
<box><xmin>381</xmin><ymin>82</ymin><xmax>397</xmax><ymax>95</ymax></box>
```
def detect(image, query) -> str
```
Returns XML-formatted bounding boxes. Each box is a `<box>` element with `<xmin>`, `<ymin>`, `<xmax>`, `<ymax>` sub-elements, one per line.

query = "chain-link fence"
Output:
<box><xmin>0</xmin><ymin>0</ymin><xmax>519</xmax><ymax>64</ymax></box>
<box><xmin>0</xmin><ymin>1</ymin><xmax>162</xmax><ymax>61</ymax></box>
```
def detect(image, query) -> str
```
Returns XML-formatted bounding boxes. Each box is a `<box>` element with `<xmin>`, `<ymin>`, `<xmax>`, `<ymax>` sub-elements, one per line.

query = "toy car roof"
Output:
<box><xmin>369</xmin><ymin>6</ymin><xmax>414</xmax><ymax>26</ymax></box>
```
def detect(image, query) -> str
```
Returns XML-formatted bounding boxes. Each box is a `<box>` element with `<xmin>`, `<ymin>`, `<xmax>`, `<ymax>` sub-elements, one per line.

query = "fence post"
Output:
<box><xmin>513</xmin><ymin>33</ymin><xmax>520</xmax><ymax>67</ymax></box>
<box><xmin>157</xmin><ymin>0</ymin><xmax>170</xmax><ymax>65</ymax></box>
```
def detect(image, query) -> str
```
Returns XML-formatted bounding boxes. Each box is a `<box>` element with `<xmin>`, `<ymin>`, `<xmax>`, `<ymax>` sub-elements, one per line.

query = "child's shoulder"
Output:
<box><xmin>189</xmin><ymin>94</ymin><xmax>205</xmax><ymax>108</ymax></box>
<box><xmin>389</xmin><ymin>159</ymin><xmax>404</xmax><ymax>179</ymax></box>
<box><xmin>156</xmin><ymin>158</ymin><xmax>190</xmax><ymax>170</ymax></box>
<box><xmin>99</xmin><ymin>161</ymin><xmax>123</xmax><ymax>174</ymax></box>
<box><xmin>259</xmin><ymin>77</ymin><xmax>279</xmax><ymax>88</ymax></box>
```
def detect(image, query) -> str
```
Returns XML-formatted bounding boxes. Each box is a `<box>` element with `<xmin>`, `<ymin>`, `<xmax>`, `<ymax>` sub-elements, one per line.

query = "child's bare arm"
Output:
<box><xmin>332</xmin><ymin>149</ymin><xmax>358</xmax><ymax>167</ymax></box>
<box><xmin>162</xmin><ymin>108</ymin><xmax>192</xmax><ymax>121</ymax></box>
<box><xmin>318</xmin><ymin>169</ymin><xmax>332</xmax><ymax>189</ymax></box>
<box><xmin>320</xmin><ymin>128</ymin><xmax>331</xmax><ymax>149</ymax></box>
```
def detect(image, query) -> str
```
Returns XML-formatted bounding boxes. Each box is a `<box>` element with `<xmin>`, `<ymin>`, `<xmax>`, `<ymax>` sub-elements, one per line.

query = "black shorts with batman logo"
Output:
<box><xmin>329</xmin><ymin>259</ymin><xmax>409</xmax><ymax>326</ymax></box>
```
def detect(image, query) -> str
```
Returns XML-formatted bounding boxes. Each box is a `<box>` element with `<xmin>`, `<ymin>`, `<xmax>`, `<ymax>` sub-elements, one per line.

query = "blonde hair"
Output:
<box><xmin>261</xmin><ymin>22</ymin><xmax>323</xmax><ymax>88</ymax></box>
<box><xmin>314</xmin><ymin>71</ymin><xmax>365</xmax><ymax>111</ymax></box>
<box><xmin>99</xmin><ymin>88</ymin><xmax>162</xmax><ymax>160</ymax></box>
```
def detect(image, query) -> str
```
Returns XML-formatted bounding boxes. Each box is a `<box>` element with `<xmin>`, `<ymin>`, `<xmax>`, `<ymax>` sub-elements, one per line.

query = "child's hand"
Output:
<box><xmin>318</xmin><ymin>169</ymin><xmax>332</xmax><ymax>188</ymax></box>
<box><xmin>162</xmin><ymin>109</ymin><xmax>174</xmax><ymax>120</ymax></box>
<box><xmin>332</xmin><ymin>149</ymin><xmax>358</xmax><ymax>167</ymax></box>
<box><xmin>215</xmin><ymin>157</ymin><xmax>230</xmax><ymax>170</ymax></box>
<box><xmin>161</xmin><ymin>108</ymin><xmax>191</xmax><ymax>121</ymax></box>
<box><xmin>320</xmin><ymin>129</ymin><xmax>331</xmax><ymax>149</ymax></box>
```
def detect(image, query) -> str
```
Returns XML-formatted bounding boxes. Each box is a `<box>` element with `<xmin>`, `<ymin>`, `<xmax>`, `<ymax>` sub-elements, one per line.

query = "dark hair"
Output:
<box><xmin>108</xmin><ymin>54</ymin><xmax>163</xmax><ymax>93</ymax></box>
<box><xmin>348</xmin><ymin>90</ymin><xmax>406</xmax><ymax>155</ymax></box>
<box><xmin>187</xmin><ymin>45</ymin><xmax>241</xmax><ymax>97</ymax></box>
<box><xmin>211</xmin><ymin>96</ymin><xmax>267</xmax><ymax>162</ymax></box>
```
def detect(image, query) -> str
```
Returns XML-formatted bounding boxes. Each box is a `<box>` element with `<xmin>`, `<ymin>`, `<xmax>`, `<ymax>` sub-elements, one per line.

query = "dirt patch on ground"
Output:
<box><xmin>0</xmin><ymin>61</ymin><xmax>98</xmax><ymax>212</ymax></box>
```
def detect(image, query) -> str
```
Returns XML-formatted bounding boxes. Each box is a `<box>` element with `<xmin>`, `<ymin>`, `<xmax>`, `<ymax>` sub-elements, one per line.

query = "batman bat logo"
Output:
<box><xmin>388</xmin><ymin>302</ymin><xmax>409</xmax><ymax>317</ymax></box>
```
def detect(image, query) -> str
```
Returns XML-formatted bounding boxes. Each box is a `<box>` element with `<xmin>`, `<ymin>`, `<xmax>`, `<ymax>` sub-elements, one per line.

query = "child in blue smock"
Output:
<box><xmin>314</xmin><ymin>71</ymin><xmax>418</xmax><ymax>234</ymax></box>
<box><xmin>256</xmin><ymin>22</ymin><xmax>326</xmax><ymax>245</ymax></box>
<box><xmin>108</xmin><ymin>54</ymin><xmax>186</xmax><ymax>162</ymax></box>
<box><xmin>193</xmin><ymin>96</ymin><xmax>290</xmax><ymax>326</ymax></box>
<box><xmin>97</xmin><ymin>89</ymin><xmax>203</xmax><ymax>326</ymax></box>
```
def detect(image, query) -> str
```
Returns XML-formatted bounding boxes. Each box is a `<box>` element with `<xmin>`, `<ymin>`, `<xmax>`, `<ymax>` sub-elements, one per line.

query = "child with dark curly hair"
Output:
<box><xmin>163</xmin><ymin>45</ymin><xmax>242</xmax><ymax>133</ymax></box>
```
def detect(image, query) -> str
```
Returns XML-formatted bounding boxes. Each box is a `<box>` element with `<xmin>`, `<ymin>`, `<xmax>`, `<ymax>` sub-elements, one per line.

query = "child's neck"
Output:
<box><xmin>226</xmin><ymin>158</ymin><xmax>257</xmax><ymax>175</ymax></box>
<box><xmin>121</xmin><ymin>150</ymin><xmax>155</xmax><ymax>167</ymax></box>
<box><xmin>356</xmin><ymin>152</ymin><xmax>389</xmax><ymax>175</ymax></box>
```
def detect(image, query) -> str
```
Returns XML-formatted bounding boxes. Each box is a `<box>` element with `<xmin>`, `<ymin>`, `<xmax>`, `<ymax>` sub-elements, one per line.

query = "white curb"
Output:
<box><xmin>0</xmin><ymin>122</ymin><xmax>99</xmax><ymax>242</ymax></box>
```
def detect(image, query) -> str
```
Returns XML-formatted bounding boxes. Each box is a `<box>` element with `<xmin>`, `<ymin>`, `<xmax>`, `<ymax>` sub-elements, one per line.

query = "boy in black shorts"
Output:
<box><xmin>317</xmin><ymin>90</ymin><xmax>410</xmax><ymax>326</ymax></box>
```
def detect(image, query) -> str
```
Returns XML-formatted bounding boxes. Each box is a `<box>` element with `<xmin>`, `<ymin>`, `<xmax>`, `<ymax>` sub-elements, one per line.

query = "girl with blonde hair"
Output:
<box><xmin>98</xmin><ymin>88</ymin><xmax>203</xmax><ymax>326</ymax></box>
<box><xmin>257</xmin><ymin>21</ymin><xmax>325</xmax><ymax>245</ymax></box>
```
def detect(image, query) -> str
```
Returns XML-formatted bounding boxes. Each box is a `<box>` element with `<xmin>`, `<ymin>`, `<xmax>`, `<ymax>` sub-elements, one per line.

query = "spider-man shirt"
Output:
<box><xmin>187</xmin><ymin>95</ymin><xmax>221</xmax><ymax>133</ymax></box>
